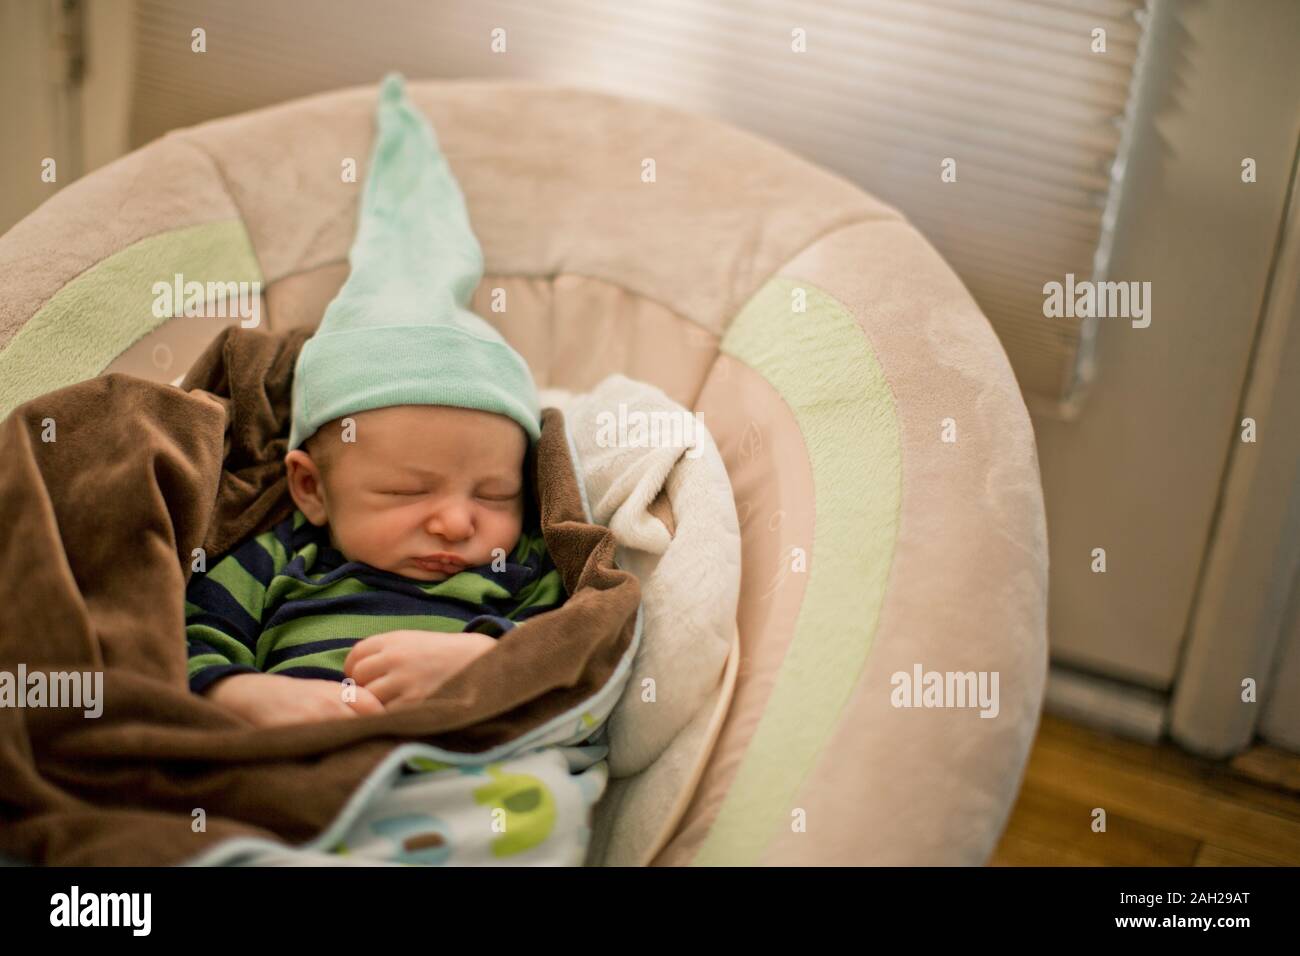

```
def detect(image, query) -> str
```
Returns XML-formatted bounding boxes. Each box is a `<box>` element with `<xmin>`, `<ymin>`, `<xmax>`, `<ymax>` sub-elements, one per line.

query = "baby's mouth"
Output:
<box><xmin>411</xmin><ymin>554</ymin><xmax>466</xmax><ymax>574</ymax></box>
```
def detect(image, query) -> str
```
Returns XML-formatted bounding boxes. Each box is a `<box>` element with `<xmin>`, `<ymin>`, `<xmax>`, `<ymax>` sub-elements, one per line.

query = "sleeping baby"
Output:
<box><xmin>185</xmin><ymin>74</ymin><xmax>557</xmax><ymax>728</ymax></box>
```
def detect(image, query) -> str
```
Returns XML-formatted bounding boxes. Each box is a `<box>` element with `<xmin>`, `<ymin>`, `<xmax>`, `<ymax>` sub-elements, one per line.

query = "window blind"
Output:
<box><xmin>130</xmin><ymin>0</ymin><xmax>1151</xmax><ymax>407</ymax></box>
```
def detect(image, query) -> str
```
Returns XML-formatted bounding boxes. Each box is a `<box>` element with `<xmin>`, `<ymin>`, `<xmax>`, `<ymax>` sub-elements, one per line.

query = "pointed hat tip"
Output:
<box><xmin>379</xmin><ymin>72</ymin><xmax>406</xmax><ymax>104</ymax></box>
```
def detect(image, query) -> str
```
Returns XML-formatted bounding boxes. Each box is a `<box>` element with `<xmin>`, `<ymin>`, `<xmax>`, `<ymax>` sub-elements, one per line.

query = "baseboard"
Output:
<box><xmin>1043</xmin><ymin>664</ymin><xmax>1169</xmax><ymax>744</ymax></box>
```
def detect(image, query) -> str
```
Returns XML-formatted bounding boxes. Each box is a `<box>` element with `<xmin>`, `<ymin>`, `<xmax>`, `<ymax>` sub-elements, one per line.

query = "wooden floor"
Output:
<box><xmin>990</xmin><ymin>713</ymin><xmax>1300</xmax><ymax>866</ymax></box>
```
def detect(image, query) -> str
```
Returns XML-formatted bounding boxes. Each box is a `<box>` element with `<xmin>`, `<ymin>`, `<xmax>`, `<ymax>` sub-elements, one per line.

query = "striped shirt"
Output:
<box><xmin>185</xmin><ymin>509</ymin><xmax>565</xmax><ymax>694</ymax></box>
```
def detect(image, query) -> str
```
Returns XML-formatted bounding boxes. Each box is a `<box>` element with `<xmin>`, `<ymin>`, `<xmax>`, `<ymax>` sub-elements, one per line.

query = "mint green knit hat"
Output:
<box><xmin>288</xmin><ymin>73</ymin><xmax>541</xmax><ymax>451</ymax></box>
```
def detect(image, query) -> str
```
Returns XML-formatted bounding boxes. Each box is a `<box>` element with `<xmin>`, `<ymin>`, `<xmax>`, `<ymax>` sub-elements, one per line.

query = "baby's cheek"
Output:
<box><xmin>351</xmin><ymin>508</ymin><xmax>403</xmax><ymax>559</ymax></box>
<box><xmin>488</xmin><ymin>507</ymin><xmax>523</xmax><ymax>555</ymax></box>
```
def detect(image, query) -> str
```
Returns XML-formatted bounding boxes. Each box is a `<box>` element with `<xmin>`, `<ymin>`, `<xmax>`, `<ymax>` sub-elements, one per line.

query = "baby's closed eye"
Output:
<box><xmin>375</xmin><ymin>483</ymin><xmax>520</xmax><ymax>501</ymax></box>
<box><xmin>476</xmin><ymin>488</ymin><xmax>521</xmax><ymax>502</ymax></box>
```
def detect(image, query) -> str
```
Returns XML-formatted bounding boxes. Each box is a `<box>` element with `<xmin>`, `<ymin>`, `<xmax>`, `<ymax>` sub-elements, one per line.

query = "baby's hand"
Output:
<box><xmin>343</xmin><ymin>629</ymin><xmax>498</xmax><ymax>711</ymax></box>
<box><xmin>202</xmin><ymin>672</ymin><xmax>386</xmax><ymax>728</ymax></box>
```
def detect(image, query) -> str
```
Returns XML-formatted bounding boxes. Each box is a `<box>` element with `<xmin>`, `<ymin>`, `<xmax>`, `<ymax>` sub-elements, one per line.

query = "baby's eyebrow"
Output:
<box><xmin>397</xmin><ymin>463</ymin><xmax>518</xmax><ymax>483</ymax></box>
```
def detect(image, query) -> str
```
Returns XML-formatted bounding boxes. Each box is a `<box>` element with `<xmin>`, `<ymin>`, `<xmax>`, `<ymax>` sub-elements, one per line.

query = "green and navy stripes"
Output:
<box><xmin>185</xmin><ymin>509</ymin><xmax>564</xmax><ymax>693</ymax></box>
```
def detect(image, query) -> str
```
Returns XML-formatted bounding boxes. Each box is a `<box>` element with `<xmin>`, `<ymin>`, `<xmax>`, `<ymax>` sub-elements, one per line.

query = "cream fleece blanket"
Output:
<box><xmin>541</xmin><ymin>374</ymin><xmax>742</xmax><ymax>866</ymax></box>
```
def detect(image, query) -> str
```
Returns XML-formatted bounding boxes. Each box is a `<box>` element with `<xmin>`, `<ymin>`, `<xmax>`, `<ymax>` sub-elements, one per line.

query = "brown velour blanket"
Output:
<box><xmin>0</xmin><ymin>326</ymin><xmax>640</xmax><ymax>866</ymax></box>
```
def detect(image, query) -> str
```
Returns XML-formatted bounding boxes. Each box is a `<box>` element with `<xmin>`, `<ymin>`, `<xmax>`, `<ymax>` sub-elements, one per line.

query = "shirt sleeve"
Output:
<box><xmin>185</xmin><ymin>525</ymin><xmax>286</xmax><ymax>694</ymax></box>
<box><xmin>462</xmin><ymin>614</ymin><xmax>517</xmax><ymax>638</ymax></box>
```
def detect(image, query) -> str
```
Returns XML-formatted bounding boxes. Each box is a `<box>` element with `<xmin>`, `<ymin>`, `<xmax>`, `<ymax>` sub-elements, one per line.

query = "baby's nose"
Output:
<box><xmin>426</xmin><ymin>501</ymin><xmax>473</xmax><ymax>540</ymax></box>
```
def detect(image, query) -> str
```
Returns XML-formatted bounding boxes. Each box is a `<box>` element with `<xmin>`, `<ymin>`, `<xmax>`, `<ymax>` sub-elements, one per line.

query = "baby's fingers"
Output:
<box><xmin>348</xmin><ymin>651</ymin><xmax>389</xmax><ymax>688</ymax></box>
<box><xmin>345</xmin><ymin>684</ymin><xmax>386</xmax><ymax>717</ymax></box>
<box><xmin>342</xmin><ymin>636</ymin><xmax>385</xmax><ymax>680</ymax></box>
<box><xmin>363</xmin><ymin>674</ymin><xmax>410</xmax><ymax>706</ymax></box>
<box><xmin>311</xmin><ymin>696</ymin><xmax>359</xmax><ymax>722</ymax></box>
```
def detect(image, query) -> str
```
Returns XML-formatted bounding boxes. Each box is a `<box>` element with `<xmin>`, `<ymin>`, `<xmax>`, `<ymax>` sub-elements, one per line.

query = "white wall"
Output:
<box><xmin>0</xmin><ymin>0</ymin><xmax>135</xmax><ymax>235</ymax></box>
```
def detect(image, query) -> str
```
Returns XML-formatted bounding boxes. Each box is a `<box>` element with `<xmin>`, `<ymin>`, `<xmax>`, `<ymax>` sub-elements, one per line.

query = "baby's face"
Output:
<box><xmin>285</xmin><ymin>405</ymin><xmax>528</xmax><ymax>582</ymax></box>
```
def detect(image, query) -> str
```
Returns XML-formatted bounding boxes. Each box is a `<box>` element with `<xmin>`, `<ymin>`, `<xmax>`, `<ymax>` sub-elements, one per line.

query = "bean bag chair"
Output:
<box><xmin>0</xmin><ymin>79</ymin><xmax>1048</xmax><ymax>865</ymax></box>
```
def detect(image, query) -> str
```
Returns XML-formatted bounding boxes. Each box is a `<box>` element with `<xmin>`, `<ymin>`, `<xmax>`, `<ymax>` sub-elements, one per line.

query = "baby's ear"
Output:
<box><xmin>284</xmin><ymin>449</ymin><xmax>329</xmax><ymax>526</ymax></box>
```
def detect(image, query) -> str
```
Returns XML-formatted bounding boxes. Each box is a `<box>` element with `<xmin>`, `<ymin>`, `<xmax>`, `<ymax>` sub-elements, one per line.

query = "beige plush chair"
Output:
<box><xmin>0</xmin><ymin>79</ymin><xmax>1048</xmax><ymax>865</ymax></box>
